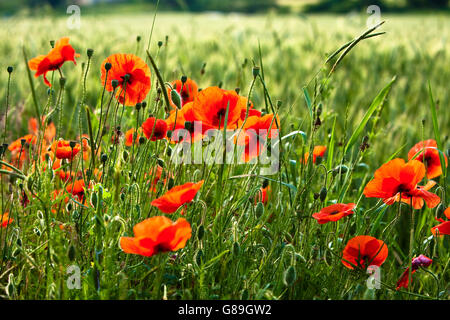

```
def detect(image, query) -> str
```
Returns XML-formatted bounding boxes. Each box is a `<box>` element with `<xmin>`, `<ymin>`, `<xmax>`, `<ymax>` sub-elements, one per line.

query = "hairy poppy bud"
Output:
<box><xmin>333</xmin><ymin>164</ymin><xmax>349</xmax><ymax>176</ymax></box>
<box><xmin>255</xmin><ymin>201</ymin><xmax>264</xmax><ymax>218</ymax></box>
<box><xmin>319</xmin><ymin>187</ymin><xmax>327</xmax><ymax>202</ymax></box>
<box><xmin>168</xmin><ymin>177</ymin><xmax>175</xmax><ymax>190</ymax></box>
<box><xmin>87</xmin><ymin>48</ymin><xmax>94</xmax><ymax>58</ymax></box>
<box><xmin>7</xmin><ymin>66</ymin><xmax>13</xmax><ymax>73</ymax></box>
<box><xmin>123</xmin><ymin>150</ymin><xmax>129</xmax><ymax>161</ymax></box>
<box><xmin>104</xmin><ymin>62</ymin><xmax>112</xmax><ymax>71</ymax></box>
<box><xmin>283</xmin><ymin>265</ymin><xmax>297</xmax><ymax>287</ymax></box>
<box><xmin>233</xmin><ymin>242</ymin><xmax>241</xmax><ymax>256</ymax></box>
<box><xmin>34</xmin><ymin>228</ymin><xmax>41</xmax><ymax>237</ymax></box>
<box><xmin>197</xmin><ymin>225</ymin><xmax>205</xmax><ymax>240</ymax></box>
<box><xmin>170</xmin><ymin>89</ymin><xmax>182</xmax><ymax>109</ymax></box>
<box><xmin>313</xmin><ymin>192</ymin><xmax>319</xmax><ymax>200</ymax></box>
<box><xmin>59</xmin><ymin>77</ymin><xmax>66</xmax><ymax>86</ymax></box>
<box><xmin>68</xmin><ymin>244</ymin><xmax>76</xmax><ymax>262</ymax></box>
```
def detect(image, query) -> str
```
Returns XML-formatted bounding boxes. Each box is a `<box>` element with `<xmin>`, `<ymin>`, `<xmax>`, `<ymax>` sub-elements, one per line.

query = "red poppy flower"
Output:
<box><xmin>255</xmin><ymin>185</ymin><xmax>271</xmax><ymax>205</ymax></box>
<box><xmin>192</xmin><ymin>87</ymin><xmax>246</xmax><ymax>129</ymax></box>
<box><xmin>383</xmin><ymin>180</ymin><xmax>440</xmax><ymax>209</ymax></box>
<box><xmin>151</xmin><ymin>180</ymin><xmax>204</xmax><ymax>214</ymax></box>
<box><xmin>120</xmin><ymin>216</ymin><xmax>191</xmax><ymax>257</ymax></box>
<box><xmin>28</xmin><ymin>117</ymin><xmax>56</xmax><ymax>143</ymax></box>
<box><xmin>312</xmin><ymin>203</ymin><xmax>356</xmax><ymax>224</ymax></box>
<box><xmin>51</xmin><ymin>140</ymin><xmax>81</xmax><ymax>160</ymax></box>
<box><xmin>124</xmin><ymin>128</ymin><xmax>140</xmax><ymax>147</ymax></box>
<box><xmin>239</xmin><ymin>99</ymin><xmax>262</xmax><ymax>120</ymax></box>
<box><xmin>396</xmin><ymin>254</ymin><xmax>432</xmax><ymax>290</ymax></box>
<box><xmin>342</xmin><ymin>235</ymin><xmax>388</xmax><ymax>270</ymax></box>
<box><xmin>28</xmin><ymin>37</ymin><xmax>80</xmax><ymax>87</ymax></box>
<box><xmin>408</xmin><ymin>139</ymin><xmax>448</xmax><ymax>179</ymax></box>
<box><xmin>431</xmin><ymin>207</ymin><xmax>450</xmax><ymax>236</ymax></box>
<box><xmin>1</xmin><ymin>212</ymin><xmax>13</xmax><ymax>228</ymax></box>
<box><xmin>363</xmin><ymin>158</ymin><xmax>440</xmax><ymax>209</ymax></box>
<box><xmin>66</xmin><ymin>179</ymin><xmax>87</xmax><ymax>199</ymax></box>
<box><xmin>303</xmin><ymin>146</ymin><xmax>327</xmax><ymax>164</ymax></box>
<box><xmin>142</xmin><ymin>117</ymin><xmax>167</xmax><ymax>141</ymax></box>
<box><xmin>101</xmin><ymin>53</ymin><xmax>151</xmax><ymax>106</ymax></box>
<box><xmin>237</xmin><ymin>114</ymin><xmax>279</xmax><ymax>162</ymax></box>
<box><xmin>168</xmin><ymin>78</ymin><xmax>198</xmax><ymax>109</ymax></box>
<box><xmin>8</xmin><ymin>134</ymin><xmax>37</xmax><ymax>153</ymax></box>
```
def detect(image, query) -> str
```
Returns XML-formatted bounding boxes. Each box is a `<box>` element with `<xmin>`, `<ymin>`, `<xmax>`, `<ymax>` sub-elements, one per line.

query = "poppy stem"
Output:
<box><xmin>146</xmin><ymin>50</ymin><xmax>171</xmax><ymax>115</ymax></box>
<box><xmin>408</xmin><ymin>197</ymin><xmax>414</xmax><ymax>294</ymax></box>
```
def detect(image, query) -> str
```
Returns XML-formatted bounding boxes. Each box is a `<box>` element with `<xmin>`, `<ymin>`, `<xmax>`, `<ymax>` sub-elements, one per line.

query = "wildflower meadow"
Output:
<box><xmin>0</xmin><ymin>1</ymin><xmax>449</xmax><ymax>304</ymax></box>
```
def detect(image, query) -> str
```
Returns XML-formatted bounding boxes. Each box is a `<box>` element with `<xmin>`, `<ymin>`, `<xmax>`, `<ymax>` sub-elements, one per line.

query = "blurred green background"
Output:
<box><xmin>0</xmin><ymin>0</ymin><xmax>448</xmax><ymax>16</ymax></box>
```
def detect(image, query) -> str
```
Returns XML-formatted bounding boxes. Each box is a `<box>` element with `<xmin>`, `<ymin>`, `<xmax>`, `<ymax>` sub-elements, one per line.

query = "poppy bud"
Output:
<box><xmin>314</xmin><ymin>116</ymin><xmax>321</xmax><ymax>128</ymax></box>
<box><xmin>283</xmin><ymin>265</ymin><xmax>297</xmax><ymax>287</ymax></box>
<box><xmin>195</xmin><ymin>249</ymin><xmax>204</xmax><ymax>265</ymax></box>
<box><xmin>136</xmin><ymin>35</ymin><xmax>141</xmax><ymax>42</ymax></box>
<box><xmin>7</xmin><ymin>66</ymin><xmax>13</xmax><ymax>73</ymax></box>
<box><xmin>262</xmin><ymin>179</ymin><xmax>269</xmax><ymax>188</ymax></box>
<box><xmin>111</xmin><ymin>79</ymin><xmax>119</xmax><ymax>89</ymax></box>
<box><xmin>101</xmin><ymin>153</ymin><xmax>108</xmax><ymax>163</ymax></box>
<box><xmin>171</xmin><ymin>89</ymin><xmax>182</xmax><ymax>109</ymax></box>
<box><xmin>47</xmin><ymin>88</ymin><xmax>54</xmax><ymax>95</ymax></box>
<box><xmin>235</xmin><ymin>87</ymin><xmax>240</xmax><ymax>94</ymax></box>
<box><xmin>139</xmin><ymin>136</ymin><xmax>146</xmax><ymax>145</ymax></box>
<box><xmin>422</xmin><ymin>119</ymin><xmax>426</xmax><ymax>126</ymax></box>
<box><xmin>184</xmin><ymin>121</ymin><xmax>192</xmax><ymax>131</ymax></box>
<box><xmin>141</xmin><ymin>101</ymin><xmax>147</xmax><ymax>109</ymax></box>
<box><xmin>123</xmin><ymin>150</ymin><xmax>129</xmax><ymax>161</ymax></box>
<box><xmin>91</xmin><ymin>192</ymin><xmax>98</xmax><ymax>208</ymax></box>
<box><xmin>168</xmin><ymin>177</ymin><xmax>175</xmax><ymax>190</ymax></box>
<box><xmin>333</xmin><ymin>164</ymin><xmax>349</xmax><ymax>176</ymax></box>
<box><xmin>87</xmin><ymin>48</ymin><xmax>94</xmax><ymax>58</ymax></box>
<box><xmin>68</xmin><ymin>244</ymin><xmax>76</xmax><ymax>262</ymax></box>
<box><xmin>436</xmin><ymin>203</ymin><xmax>444</xmax><ymax>217</ymax></box>
<box><xmin>197</xmin><ymin>225</ymin><xmax>205</xmax><ymax>240</ymax></box>
<box><xmin>59</xmin><ymin>77</ymin><xmax>66</xmax><ymax>86</ymax></box>
<box><xmin>157</xmin><ymin>158</ymin><xmax>165</xmax><ymax>168</ymax></box>
<box><xmin>317</xmin><ymin>104</ymin><xmax>323</xmax><ymax>116</ymax></box>
<box><xmin>157</xmin><ymin>41</ymin><xmax>163</xmax><ymax>48</ymax></box>
<box><xmin>218</xmin><ymin>81</ymin><xmax>223</xmax><ymax>89</ymax></box>
<box><xmin>255</xmin><ymin>201</ymin><xmax>264</xmax><ymax>218</ymax></box>
<box><xmin>16</xmin><ymin>238</ymin><xmax>22</xmax><ymax>247</ymax></box>
<box><xmin>276</xmin><ymin>100</ymin><xmax>283</xmax><ymax>109</ymax></box>
<box><xmin>71</xmin><ymin>210</ymin><xmax>80</xmax><ymax>221</ymax></box>
<box><xmin>447</xmin><ymin>148</ymin><xmax>450</xmax><ymax>157</ymax></box>
<box><xmin>200</xmin><ymin>62</ymin><xmax>207</xmax><ymax>75</ymax></box>
<box><xmin>252</xmin><ymin>66</ymin><xmax>260</xmax><ymax>78</ymax></box>
<box><xmin>50</xmin><ymin>40</ymin><xmax>55</xmax><ymax>48</ymax></box>
<box><xmin>314</xmin><ymin>192</ymin><xmax>319</xmax><ymax>200</ymax></box>
<box><xmin>241</xmin><ymin>289</ymin><xmax>249</xmax><ymax>300</ymax></box>
<box><xmin>166</xmin><ymin>146</ymin><xmax>172</xmax><ymax>157</ymax></box>
<box><xmin>319</xmin><ymin>187</ymin><xmax>327</xmax><ymax>202</ymax></box>
<box><xmin>120</xmin><ymin>193</ymin><xmax>126</xmax><ymax>202</ymax></box>
<box><xmin>181</xmin><ymin>75</ymin><xmax>187</xmax><ymax>83</ymax></box>
<box><xmin>34</xmin><ymin>228</ymin><xmax>41</xmax><ymax>237</ymax></box>
<box><xmin>66</xmin><ymin>202</ymin><xmax>73</xmax><ymax>212</ymax></box>
<box><xmin>233</xmin><ymin>242</ymin><xmax>241</xmax><ymax>256</ymax></box>
<box><xmin>166</xmin><ymin>130</ymin><xmax>173</xmax><ymax>139</ymax></box>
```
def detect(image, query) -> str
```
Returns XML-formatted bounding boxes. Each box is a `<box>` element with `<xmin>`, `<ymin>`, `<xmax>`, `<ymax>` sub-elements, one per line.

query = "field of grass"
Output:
<box><xmin>0</xmin><ymin>11</ymin><xmax>449</xmax><ymax>300</ymax></box>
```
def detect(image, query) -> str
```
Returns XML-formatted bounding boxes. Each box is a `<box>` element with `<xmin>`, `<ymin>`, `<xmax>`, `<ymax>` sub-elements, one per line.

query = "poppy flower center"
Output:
<box><xmin>329</xmin><ymin>210</ymin><xmax>340</xmax><ymax>215</ymax></box>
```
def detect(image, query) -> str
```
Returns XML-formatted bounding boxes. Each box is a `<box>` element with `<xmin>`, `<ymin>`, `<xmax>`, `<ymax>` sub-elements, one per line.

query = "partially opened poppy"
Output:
<box><xmin>120</xmin><ymin>216</ymin><xmax>191</xmax><ymax>257</ymax></box>
<box><xmin>151</xmin><ymin>180</ymin><xmax>204</xmax><ymax>214</ymax></box>
<box><xmin>313</xmin><ymin>203</ymin><xmax>356</xmax><ymax>224</ymax></box>
<box><xmin>142</xmin><ymin>117</ymin><xmax>167</xmax><ymax>141</ymax></box>
<box><xmin>51</xmin><ymin>140</ymin><xmax>81</xmax><ymax>160</ymax></box>
<box><xmin>396</xmin><ymin>254</ymin><xmax>433</xmax><ymax>290</ymax></box>
<box><xmin>8</xmin><ymin>134</ymin><xmax>37</xmax><ymax>153</ymax></box>
<box><xmin>165</xmin><ymin>102</ymin><xmax>204</xmax><ymax>143</ymax></box>
<box><xmin>168</xmin><ymin>78</ymin><xmax>198</xmax><ymax>109</ymax></box>
<box><xmin>431</xmin><ymin>207</ymin><xmax>450</xmax><ymax>236</ymax></box>
<box><xmin>254</xmin><ymin>185</ymin><xmax>271</xmax><ymax>205</ymax></box>
<box><xmin>28</xmin><ymin>37</ymin><xmax>80</xmax><ymax>87</ymax></box>
<box><xmin>408</xmin><ymin>139</ymin><xmax>448</xmax><ymax>179</ymax></box>
<box><xmin>101</xmin><ymin>53</ymin><xmax>151</xmax><ymax>106</ymax></box>
<box><xmin>192</xmin><ymin>87</ymin><xmax>246</xmax><ymax>129</ymax></box>
<box><xmin>1</xmin><ymin>212</ymin><xmax>13</xmax><ymax>228</ymax></box>
<box><xmin>304</xmin><ymin>146</ymin><xmax>327</xmax><ymax>164</ymax></box>
<box><xmin>363</xmin><ymin>158</ymin><xmax>439</xmax><ymax>209</ymax></box>
<box><xmin>342</xmin><ymin>235</ymin><xmax>388</xmax><ymax>270</ymax></box>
